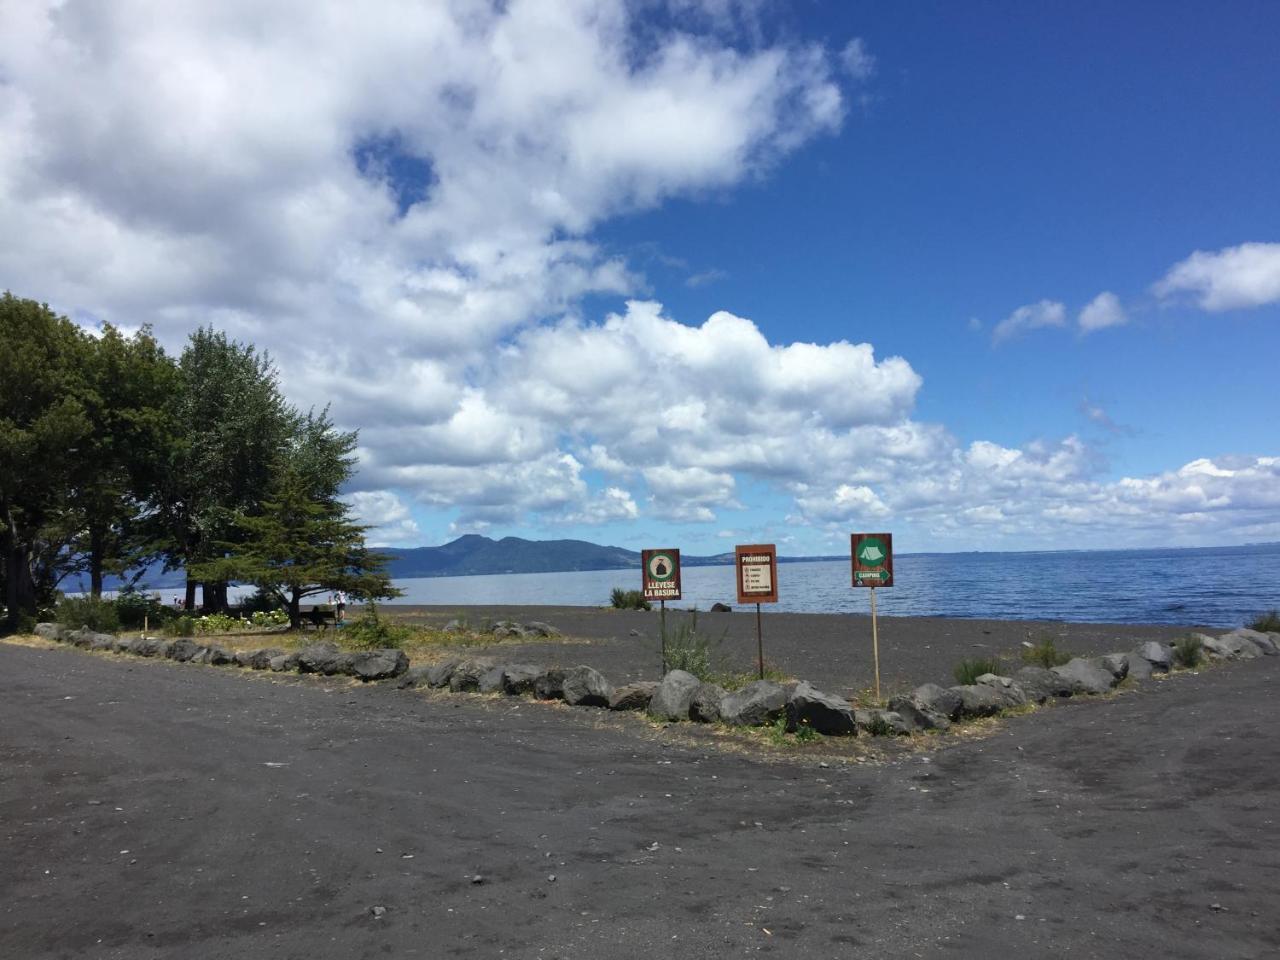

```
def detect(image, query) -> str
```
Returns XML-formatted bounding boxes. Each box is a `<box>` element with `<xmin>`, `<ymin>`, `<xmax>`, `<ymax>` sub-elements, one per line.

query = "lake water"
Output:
<box><xmin>384</xmin><ymin>544</ymin><xmax>1280</xmax><ymax>628</ymax></box>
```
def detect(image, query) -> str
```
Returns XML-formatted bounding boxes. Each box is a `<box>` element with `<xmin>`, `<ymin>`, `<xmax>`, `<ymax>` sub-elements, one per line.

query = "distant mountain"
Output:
<box><xmin>383</xmin><ymin>535</ymin><xmax>640</xmax><ymax>578</ymax></box>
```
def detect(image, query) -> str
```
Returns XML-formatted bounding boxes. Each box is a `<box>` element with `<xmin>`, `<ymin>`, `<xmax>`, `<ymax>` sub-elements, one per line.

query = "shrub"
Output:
<box><xmin>113</xmin><ymin>591</ymin><xmax>172</xmax><ymax>629</ymax></box>
<box><xmin>249</xmin><ymin>609</ymin><xmax>290</xmax><ymax>627</ymax></box>
<box><xmin>237</xmin><ymin>588</ymin><xmax>286</xmax><ymax>616</ymax></box>
<box><xmin>662</xmin><ymin>610</ymin><xmax>724</xmax><ymax>680</ymax></box>
<box><xmin>865</xmin><ymin>714</ymin><xmax>896</xmax><ymax>737</ymax></box>
<box><xmin>1022</xmin><ymin>636</ymin><xmax>1071</xmax><ymax>669</ymax></box>
<box><xmin>953</xmin><ymin>656</ymin><xmax>1002</xmax><ymax>686</ymax></box>
<box><xmin>1173</xmin><ymin>635</ymin><xmax>1203</xmax><ymax>669</ymax></box>
<box><xmin>55</xmin><ymin>595</ymin><xmax>120</xmax><ymax>633</ymax></box>
<box><xmin>1248</xmin><ymin>609</ymin><xmax>1280</xmax><ymax>633</ymax></box>
<box><xmin>342</xmin><ymin>603</ymin><xmax>414</xmax><ymax>650</ymax></box>
<box><xmin>169</xmin><ymin>615</ymin><xmax>196</xmax><ymax>637</ymax></box>
<box><xmin>610</xmin><ymin>588</ymin><xmax>651</xmax><ymax>611</ymax></box>
<box><xmin>195</xmin><ymin>612</ymin><xmax>244</xmax><ymax>634</ymax></box>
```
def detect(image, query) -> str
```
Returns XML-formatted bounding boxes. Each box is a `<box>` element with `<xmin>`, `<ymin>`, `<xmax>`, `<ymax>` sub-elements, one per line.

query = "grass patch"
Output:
<box><xmin>953</xmin><ymin>655</ymin><xmax>1002</xmax><ymax>685</ymax></box>
<box><xmin>1172</xmin><ymin>634</ymin><xmax>1203</xmax><ymax>669</ymax></box>
<box><xmin>660</xmin><ymin>609</ymin><xmax>724</xmax><ymax>680</ymax></box>
<box><xmin>1248</xmin><ymin>609</ymin><xmax>1280</xmax><ymax>633</ymax></box>
<box><xmin>610</xmin><ymin>588</ymin><xmax>651</xmax><ymax>611</ymax></box>
<box><xmin>1021</xmin><ymin>635</ymin><xmax>1071</xmax><ymax>668</ymax></box>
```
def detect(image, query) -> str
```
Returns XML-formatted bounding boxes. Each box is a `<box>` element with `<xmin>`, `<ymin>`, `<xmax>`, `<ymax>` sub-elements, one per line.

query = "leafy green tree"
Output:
<box><xmin>157</xmin><ymin>327</ymin><xmax>296</xmax><ymax>611</ymax></box>
<box><xmin>192</xmin><ymin>409</ymin><xmax>399</xmax><ymax>627</ymax></box>
<box><xmin>68</xmin><ymin>324</ymin><xmax>177</xmax><ymax>597</ymax></box>
<box><xmin>0</xmin><ymin>293</ymin><xmax>91</xmax><ymax>628</ymax></box>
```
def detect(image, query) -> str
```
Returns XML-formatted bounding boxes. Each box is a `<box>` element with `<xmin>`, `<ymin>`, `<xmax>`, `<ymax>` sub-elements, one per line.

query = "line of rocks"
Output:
<box><xmin>30</xmin><ymin>622</ymin><xmax>1278</xmax><ymax>738</ymax></box>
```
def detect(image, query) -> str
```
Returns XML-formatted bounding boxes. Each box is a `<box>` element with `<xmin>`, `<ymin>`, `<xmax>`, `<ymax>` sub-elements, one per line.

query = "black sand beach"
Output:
<box><xmin>380</xmin><ymin>604</ymin><xmax>1204</xmax><ymax>697</ymax></box>
<box><xmin>2</xmin><ymin>638</ymin><xmax>1277</xmax><ymax>959</ymax></box>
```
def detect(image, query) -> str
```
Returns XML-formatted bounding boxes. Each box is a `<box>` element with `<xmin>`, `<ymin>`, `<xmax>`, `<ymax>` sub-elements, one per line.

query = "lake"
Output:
<box><xmin>383</xmin><ymin>544</ymin><xmax>1280</xmax><ymax>627</ymax></box>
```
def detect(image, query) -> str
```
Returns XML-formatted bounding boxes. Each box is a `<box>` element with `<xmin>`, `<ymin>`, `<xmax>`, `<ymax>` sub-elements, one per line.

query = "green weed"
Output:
<box><xmin>1173</xmin><ymin>634</ymin><xmax>1203</xmax><ymax>669</ymax></box>
<box><xmin>610</xmin><ymin>588</ymin><xmax>651</xmax><ymax>611</ymax></box>
<box><xmin>1248</xmin><ymin>609</ymin><xmax>1280</xmax><ymax>633</ymax></box>
<box><xmin>953</xmin><ymin>656</ymin><xmax>1002</xmax><ymax>685</ymax></box>
<box><xmin>1021</xmin><ymin>636</ymin><xmax>1071</xmax><ymax>668</ymax></box>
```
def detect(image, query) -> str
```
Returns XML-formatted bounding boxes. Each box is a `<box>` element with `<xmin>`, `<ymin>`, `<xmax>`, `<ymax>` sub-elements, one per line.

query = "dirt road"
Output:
<box><xmin>2</xmin><ymin>642</ymin><xmax>1276</xmax><ymax>959</ymax></box>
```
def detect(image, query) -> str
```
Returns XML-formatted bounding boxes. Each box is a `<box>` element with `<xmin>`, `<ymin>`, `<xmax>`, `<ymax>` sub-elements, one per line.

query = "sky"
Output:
<box><xmin>2</xmin><ymin>0</ymin><xmax>1278</xmax><ymax>555</ymax></box>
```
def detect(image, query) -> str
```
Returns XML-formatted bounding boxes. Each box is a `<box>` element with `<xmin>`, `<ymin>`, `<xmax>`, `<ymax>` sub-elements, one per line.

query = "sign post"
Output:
<box><xmin>735</xmin><ymin>544</ymin><xmax>778</xmax><ymax>679</ymax></box>
<box><xmin>642</xmin><ymin>549</ymin><xmax>682</xmax><ymax>674</ymax></box>
<box><xmin>851</xmin><ymin>533</ymin><xmax>894</xmax><ymax>701</ymax></box>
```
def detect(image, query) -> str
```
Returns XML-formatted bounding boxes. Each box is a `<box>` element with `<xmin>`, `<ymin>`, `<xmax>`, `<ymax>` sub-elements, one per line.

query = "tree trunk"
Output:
<box><xmin>184</xmin><ymin>578</ymin><xmax>197</xmax><ymax>612</ymax></box>
<box><xmin>208</xmin><ymin>580</ymin><xmax>228</xmax><ymax>613</ymax></box>
<box><xmin>89</xmin><ymin>525</ymin><xmax>104</xmax><ymax>599</ymax></box>
<box><xmin>3</xmin><ymin>508</ymin><xmax>37</xmax><ymax>629</ymax></box>
<box><xmin>289</xmin><ymin>587</ymin><xmax>301</xmax><ymax>631</ymax></box>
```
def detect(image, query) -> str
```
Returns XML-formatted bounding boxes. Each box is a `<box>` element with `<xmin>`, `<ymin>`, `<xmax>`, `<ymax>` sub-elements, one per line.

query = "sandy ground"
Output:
<box><xmin>377</xmin><ymin>604</ymin><xmax>1205</xmax><ymax>698</ymax></box>
<box><xmin>2</xmin><ymin>639</ymin><xmax>1277</xmax><ymax>960</ymax></box>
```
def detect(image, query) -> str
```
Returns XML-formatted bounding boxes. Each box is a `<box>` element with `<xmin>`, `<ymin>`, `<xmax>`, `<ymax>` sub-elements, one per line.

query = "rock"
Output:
<box><xmin>297</xmin><ymin>642</ymin><xmax>352</xmax><ymax>675</ymax></box>
<box><xmin>647</xmin><ymin>670</ymin><xmax>702</xmax><ymax>721</ymax></box>
<box><xmin>478</xmin><ymin>666</ymin><xmax>507</xmax><ymax>694</ymax></box>
<box><xmin>425</xmin><ymin>658</ymin><xmax>463</xmax><ymax>688</ymax></box>
<box><xmin>787</xmin><ymin>681</ymin><xmax>856</xmax><ymax>736</ymax></box>
<box><xmin>442</xmin><ymin>619</ymin><xmax>465</xmax><ymax>632</ymax></box>
<box><xmin>1012</xmin><ymin>665</ymin><xmax>1075</xmax><ymax>702</ymax></box>
<box><xmin>370</xmin><ymin>905</ymin><xmax>386</xmax><ymax>919</ymax></box>
<box><xmin>1099</xmin><ymin>653</ymin><xmax>1130</xmax><ymax>681</ymax></box>
<box><xmin>854</xmin><ymin>708</ymin><xmax>911</xmax><ymax>736</ymax></box>
<box><xmin>499</xmin><ymin>664</ymin><xmax>543</xmax><ymax>695</ymax></box>
<box><xmin>396</xmin><ymin>665</ymin><xmax>434</xmax><ymax>689</ymax></box>
<box><xmin>709</xmin><ymin>602</ymin><xmax>732</xmax><ymax>613</ymax></box>
<box><xmin>129</xmin><ymin>637</ymin><xmax>168</xmax><ymax>658</ymax></box>
<box><xmin>689</xmin><ymin>682</ymin><xmax>728</xmax><ymax>723</ymax></box>
<box><xmin>245</xmin><ymin>647</ymin><xmax>286</xmax><ymax>670</ymax></box>
<box><xmin>350</xmin><ymin>649</ymin><xmax>409</xmax><ymax>681</ymax></box>
<box><xmin>562</xmin><ymin>666</ymin><xmax>613</xmax><ymax>707</ymax></box>
<box><xmin>1133</xmin><ymin>641</ymin><xmax>1173</xmax><ymax>673</ymax></box>
<box><xmin>524</xmin><ymin>621</ymin><xmax>561</xmax><ymax>638</ymax></box>
<box><xmin>1052</xmin><ymin>658</ymin><xmax>1119</xmax><ymax>695</ymax></box>
<box><xmin>609</xmin><ymin>682</ymin><xmax>658</xmax><ymax>711</ymax></box>
<box><xmin>720</xmin><ymin>680</ymin><xmax>789</xmax><ymax>727</ymax></box>
<box><xmin>269</xmin><ymin>652</ymin><xmax>301</xmax><ymax>672</ymax></box>
<box><xmin>534</xmin><ymin>668</ymin><xmax>568</xmax><ymax>700</ymax></box>
<box><xmin>34</xmin><ymin>622</ymin><xmax>64</xmax><ymax>641</ymax></box>
<box><xmin>110</xmin><ymin>636</ymin><xmax>133</xmax><ymax>653</ymax></box>
<box><xmin>886</xmin><ymin>683</ymin><xmax>964</xmax><ymax>732</ymax></box>
<box><xmin>89</xmin><ymin>634</ymin><xmax>117</xmax><ymax>652</ymax></box>
<box><xmin>1198</xmin><ymin>633</ymin><xmax>1263</xmax><ymax>661</ymax></box>
<box><xmin>1124</xmin><ymin>654</ymin><xmax>1154</xmax><ymax>681</ymax></box>
<box><xmin>167</xmin><ymin>639</ymin><xmax>203</xmax><ymax>662</ymax></box>
<box><xmin>1228</xmin><ymin>628</ymin><xmax>1279</xmax><ymax>656</ymax></box>
<box><xmin>491</xmin><ymin>621</ymin><xmax>528</xmax><ymax>639</ymax></box>
<box><xmin>449</xmin><ymin>658</ymin><xmax>497</xmax><ymax>692</ymax></box>
<box><xmin>975</xmin><ymin>673</ymin><xmax>1028</xmax><ymax>707</ymax></box>
<box><xmin>951</xmin><ymin>684</ymin><xmax>1006</xmax><ymax>718</ymax></box>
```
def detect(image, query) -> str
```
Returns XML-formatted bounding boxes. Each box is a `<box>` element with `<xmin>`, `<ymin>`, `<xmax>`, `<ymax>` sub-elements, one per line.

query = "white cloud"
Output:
<box><xmin>1078</xmin><ymin>291</ymin><xmax>1128</xmax><ymax>332</ymax></box>
<box><xmin>991</xmin><ymin>299</ymin><xmax>1067</xmax><ymax>343</ymax></box>
<box><xmin>343</xmin><ymin>490</ymin><xmax>421</xmax><ymax>546</ymax></box>
<box><xmin>1154</xmin><ymin>242</ymin><xmax>1280</xmax><ymax>311</ymax></box>
<box><xmin>840</xmin><ymin>38</ymin><xmax>876</xmax><ymax>80</ymax></box>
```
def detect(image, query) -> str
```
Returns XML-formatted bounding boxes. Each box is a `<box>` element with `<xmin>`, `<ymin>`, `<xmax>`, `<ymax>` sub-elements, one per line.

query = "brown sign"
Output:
<box><xmin>851</xmin><ymin>533</ymin><xmax>893</xmax><ymax>588</ymax></box>
<box><xmin>641</xmin><ymin>549</ymin><xmax>682</xmax><ymax>601</ymax></box>
<box><xmin>735</xmin><ymin>544</ymin><xmax>778</xmax><ymax>604</ymax></box>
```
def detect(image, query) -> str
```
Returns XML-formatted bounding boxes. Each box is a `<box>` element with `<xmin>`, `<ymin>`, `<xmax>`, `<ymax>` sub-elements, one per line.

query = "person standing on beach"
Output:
<box><xmin>334</xmin><ymin>590</ymin><xmax>347</xmax><ymax>625</ymax></box>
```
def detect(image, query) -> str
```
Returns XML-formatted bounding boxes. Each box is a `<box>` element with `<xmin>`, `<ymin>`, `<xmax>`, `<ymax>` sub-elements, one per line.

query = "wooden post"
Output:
<box><xmin>756</xmin><ymin>602</ymin><xmax>764</xmax><ymax>680</ymax></box>
<box><xmin>143</xmin><ymin>614</ymin><xmax>148</xmax><ymax>640</ymax></box>
<box><xmin>660</xmin><ymin>599</ymin><xmax>667</xmax><ymax>675</ymax></box>
<box><xmin>870</xmin><ymin>587</ymin><xmax>881</xmax><ymax>702</ymax></box>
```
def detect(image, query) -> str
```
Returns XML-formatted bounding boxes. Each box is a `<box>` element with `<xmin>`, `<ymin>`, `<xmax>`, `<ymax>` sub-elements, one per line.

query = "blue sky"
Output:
<box><xmin>3</xmin><ymin>1</ymin><xmax>1277</xmax><ymax>554</ymax></box>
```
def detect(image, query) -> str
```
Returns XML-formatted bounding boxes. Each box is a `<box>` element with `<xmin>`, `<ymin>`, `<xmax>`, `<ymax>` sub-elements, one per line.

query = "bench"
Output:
<box><xmin>305</xmin><ymin>607</ymin><xmax>338</xmax><ymax>630</ymax></box>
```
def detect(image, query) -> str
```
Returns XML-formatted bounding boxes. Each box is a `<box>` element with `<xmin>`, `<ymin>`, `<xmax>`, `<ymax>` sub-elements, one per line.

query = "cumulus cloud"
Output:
<box><xmin>1154</xmin><ymin>242</ymin><xmax>1280</xmax><ymax>311</ymax></box>
<box><xmin>344</xmin><ymin>490</ymin><xmax>421</xmax><ymax>546</ymax></box>
<box><xmin>1078</xmin><ymin>291</ymin><xmax>1128</xmax><ymax>332</ymax></box>
<box><xmin>991</xmin><ymin>300</ymin><xmax>1067</xmax><ymax>343</ymax></box>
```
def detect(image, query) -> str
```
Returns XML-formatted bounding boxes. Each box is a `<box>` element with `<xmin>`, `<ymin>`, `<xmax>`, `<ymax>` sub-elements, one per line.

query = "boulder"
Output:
<box><xmin>524</xmin><ymin>621</ymin><xmax>561</xmax><ymax>638</ymax></box>
<box><xmin>235</xmin><ymin>647</ymin><xmax>286</xmax><ymax>670</ymax></box>
<box><xmin>689</xmin><ymin>682</ymin><xmax>728</xmax><ymax>723</ymax></box>
<box><xmin>425</xmin><ymin>658</ymin><xmax>464</xmax><ymax>688</ymax></box>
<box><xmin>1228</xmin><ymin>628</ymin><xmax>1279</xmax><ymax>656</ymax></box>
<box><xmin>1133</xmin><ymin>641</ymin><xmax>1173</xmax><ymax>673</ymax></box>
<box><xmin>110</xmin><ymin>636</ymin><xmax>133</xmax><ymax>654</ymax></box>
<box><xmin>562</xmin><ymin>666</ymin><xmax>613</xmax><ymax>707</ymax></box>
<box><xmin>86</xmin><ymin>633</ymin><xmax>113</xmax><ymax>652</ymax></box>
<box><xmin>647</xmin><ymin>670</ymin><xmax>702</xmax><ymax>721</ymax></box>
<box><xmin>720</xmin><ymin>680</ymin><xmax>789</xmax><ymax>727</ymax></box>
<box><xmin>350</xmin><ymin>649</ymin><xmax>409</xmax><ymax>681</ymax></box>
<box><xmin>709</xmin><ymin>603</ymin><xmax>732</xmax><ymax>613</ymax></box>
<box><xmin>951</xmin><ymin>684</ymin><xmax>1006</xmax><ymax>718</ymax></box>
<box><xmin>975</xmin><ymin>673</ymin><xmax>1028</xmax><ymax>707</ymax></box>
<box><xmin>1098</xmin><ymin>653</ymin><xmax>1130</xmax><ymax>681</ymax></box>
<box><xmin>534</xmin><ymin>668</ymin><xmax>568</xmax><ymax>700</ymax></box>
<box><xmin>207</xmin><ymin>645</ymin><xmax>236</xmax><ymax>667</ymax></box>
<box><xmin>396</xmin><ymin>665</ymin><xmax>434</xmax><ymax>689</ymax></box>
<box><xmin>297</xmin><ymin>642</ymin><xmax>353</xmax><ymax>675</ymax></box>
<box><xmin>1124</xmin><ymin>654</ymin><xmax>1154</xmax><ymax>681</ymax></box>
<box><xmin>1012</xmin><ymin>665</ymin><xmax>1075</xmax><ymax>702</ymax></box>
<box><xmin>609</xmin><ymin>682</ymin><xmax>658</xmax><ymax>711</ymax></box>
<box><xmin>478</xmin><ymin>666</ymin><xmax>507</xmax><ymax>694</ymax></box>
<box><xmin>129</xmin><ymin>637</ymin><xmax>168</xmax><ymax>658</ymax></box>
<box><xmin>499</xmin><ymin>664</ymin><xmax>544</xmax><ymax>695</ymax></box>
<box><xmin>269</xmin><ymin>652</ymin><xmax>301</xmax><ymax>672</ymax></box>
<box><xmin>1199</xmin><ymin>633</ymin><xmax>1263</xmax><ymax>661</ymax></box>
<box><xmin>442</xmin><ymin>619</ymin><xmax>466</xmax><ymax>633</ymax></box>
<box><xmin>1052</xmin><ymin>658</ymin><xmax>1119</xmax><ymax>695</ymax></box>
<box><xmin>787</xmin><ymin>681</ymin><xmax>856</xmax><ymax>736</ymax></box>
<box><xmin>491</xmin><ymin>621</ymin><xmax>528</xmax><ymax>640</ymax></box>
<box><xmin>886</xmin><ymin>683</ymin><xmax>964</xmax><ymax>732</ymax></box>
<box><xmin>854</xmin><ymin>708</ymin><xmax>911</xmax><ymax>736</ymax></box>
<box><xmin>449</xmin><ymin>658</ymin><xmax>497</xmax><ymax>692</ymax></box>
<box><xmin>167</xmin><ymin>639</ymin><xmax>202</xmax><ymax>662</ymax></box>
<box><xmin>34</xmin><ymin>622</ymin><xmax>65</xmax><ymax>642</ymax></box>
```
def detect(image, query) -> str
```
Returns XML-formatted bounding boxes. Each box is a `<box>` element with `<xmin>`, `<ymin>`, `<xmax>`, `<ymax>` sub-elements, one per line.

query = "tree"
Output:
<box><xmin>67</xmin><ymin>324</ymin><xmax>177</xmax><ymax>597</ymax></box>
<box><xmin>191</xmin><ymin>409</ymin><xmax>399</xmax><ymax>627</ymax></box>
<box><xmin>0</xmin><ymin>293</ymin><xmax>91</xmax><ymax>628</ymax></box>
<box><xmin>157</xmin><ymin>328</ymin><xmax>296</xmax><ymax>611</ymax></box>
